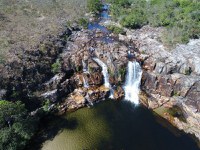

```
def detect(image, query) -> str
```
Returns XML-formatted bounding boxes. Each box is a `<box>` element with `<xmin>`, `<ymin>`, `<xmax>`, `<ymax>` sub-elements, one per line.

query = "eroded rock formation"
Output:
<box><xmin>120</xmin><ymin>25</ymin><xmax>200</xmax><ymax>141</ymax></box>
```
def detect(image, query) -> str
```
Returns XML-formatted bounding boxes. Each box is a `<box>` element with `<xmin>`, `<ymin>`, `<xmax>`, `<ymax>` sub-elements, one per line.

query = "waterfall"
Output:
<box><xmin>85</xmin><ymin>93</ymin><xmax>94</xmax><ymax>106</ymax></box>
<box><xmin>93</xmin><ymin>58</ymin><xmax>110</xmax><ymax>88</ymax></box>
<box><xmin>93</xmin><ymin>58</ymin><xmax>114</xmax><ymax>98</ymax></box>
<box><xmin>82</xmin><ymin>60</ymin><xmax>88</xmax><ymax>73</ymax></box>
<box><xmin>124</xmin><ymin>61</ymin><xmax>142</xmax><ymax>105</ymax></box>
<box><xmin>82</xmin><ymin>75</ymin><xmax>89</xmax><ymax>88</ymax></box>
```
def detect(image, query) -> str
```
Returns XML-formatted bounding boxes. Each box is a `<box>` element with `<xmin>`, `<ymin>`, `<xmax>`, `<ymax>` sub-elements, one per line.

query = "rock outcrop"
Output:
<box><xmin>0</xmin><ymin>26</ymin><xmax>133</xmax><ymax>113</ymax></box>
<box><xmin>121</xmin><ymin>25</ymin><xmax>200</xmax><ymax>141</ymax></box>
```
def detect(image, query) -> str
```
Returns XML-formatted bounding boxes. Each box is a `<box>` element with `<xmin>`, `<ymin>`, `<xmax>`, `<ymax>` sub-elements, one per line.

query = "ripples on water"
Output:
<box><xmin>39</xmin><ymin>100</ymin><xmax>199</xmax><ymax>150</ymax></box>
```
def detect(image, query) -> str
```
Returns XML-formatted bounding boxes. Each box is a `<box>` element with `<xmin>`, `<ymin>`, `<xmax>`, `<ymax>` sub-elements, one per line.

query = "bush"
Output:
<box><xmin>43</xmin><ymin>99</ymin><xmax>51</xmax><ymax>112</ymax></box>
<box><xmin>118</xmin><ymin>68</ymin><xmax>126</xmax><ymax>79</ymax></box>
<box><xmin>51</xmin><ymin>59</ymin><xmax>61</xmax><ymax>74</ymax></box>
<box><xmin>78</xmin><ymin>18</ymin><xmax>89</xmax><ymax>29</ymax></box>
<box><xmin>107</xmin><ymin>25</ymin><xmax>125</xmax><ymax>34</ymax></box>
<box><xmin>87</xmin><ymin>0</ymin><xmax>102</xmax><ymax>14</ymax></box>
<box><xmin>120</xmin><ymin>10</ymin><xmax>147</xmax><ymax>29</ymax></box>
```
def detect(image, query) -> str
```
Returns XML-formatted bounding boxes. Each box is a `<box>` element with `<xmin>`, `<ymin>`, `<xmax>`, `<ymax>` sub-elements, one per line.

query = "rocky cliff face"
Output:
<box><xmin>120</xmin><ymin>26</ymin><xmax>200</xmax><ymax>141</ymax></box>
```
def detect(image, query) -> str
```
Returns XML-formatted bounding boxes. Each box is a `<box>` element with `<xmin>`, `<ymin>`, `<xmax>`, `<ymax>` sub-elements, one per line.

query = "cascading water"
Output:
<box><xmin>124</xmin><ymin>61</ymin><xmax>142</xmax><ymax>105</ymax></box>
<box><xmin>82</xmin><ymin>60</ymin><xmax>88</xmax><ymax>73</ymax></box>
<box><xmin>93</xmin><ymin>58</ymin><xmax>110</xmax><ymax>88</ymax></box>
<box><xmin>82</xmin><ymin>75</ymin><xmax>89</xmax><ymax>88</ymax></box>
<box><xmin>93</xmin><ymin>58</ymin><xmax>114</xmax><ymax>98</ymax></box>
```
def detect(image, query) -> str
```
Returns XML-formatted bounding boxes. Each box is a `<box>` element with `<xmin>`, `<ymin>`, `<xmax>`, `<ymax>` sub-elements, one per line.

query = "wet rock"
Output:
<box><xmin>113</xmin><ymin>86</ymin><xmax>124</xmax><ymax>100</ymax></box>
<box><xmin>58</xmin><ymin>86</ymin><xmax>110</xmax><ymax>113</ymax></box>
<box><xmin>41</xmin><ymin>89</ymin><xmax>57</xmax><ymax>102</ymax></box>
<box><xmin>0</xmin><ymin>89</ymin><xmax>6</xmax><ymax>99</ymax></box>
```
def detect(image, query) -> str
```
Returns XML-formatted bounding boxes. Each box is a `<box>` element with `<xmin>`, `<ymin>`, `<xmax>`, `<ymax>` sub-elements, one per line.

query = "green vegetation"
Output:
<box><xmin>118</xmin><ymin>67</ymin><xmax>126</xmax><ymax>79</ymax></box>
<box><xmin>88</xmin><ymin>66</ymin><xmax>93</xmax><ymax>73</ymax></box>
<box><xmin>172</xmin><ymin>91</ymin><xmax>180</xmax><ymax>96</ymax></box>
<box><xmin>107</xmin><ymin>25</ymin><xmax>125</xmax><ymax>34</ymax></box>
<box><xmin>87</xmin><ymin>0</ymin><xmax>102</xmax><ymax>14</ymax></box>
<box><xmin>108</xmin><ymin>68</ymin><xmax>115</xmax><ymax>78</ymax></box>
<box><xmin>167</xmin><ymin>106</ymin><xmax>187</xmax><ymax>122</ymax></box>
<box><xmin>51</xmin><ymin>59</ymin><xmax>61</xmax><ymax>74</ymax></box>
<box><xmin>0</xmin><ymin>100</ymin><xmax>38</xmax><ymax>150</ymax></box>
<box><xmin>43</xmin><ymin>99</ymin><xmax>51</xmax><ymax>112</ymax></box>
<box><xmin>75</xmin><ymin>65</ymin><xmax>81</xmax><ymax>72</ymax></box>
<box><xmin>106</xmin><ymin>0</ymin><xmax>200</xmax><ymax>46</ymax></box>
<box><xmin>78</xmin><ymin>18</ymin><xmax>89</xmax><ymax>29</ymax></box>
<box><xmin>184</xmin><ymin>67</ymin><xmax>192</xmax><ymax>75</ymax></box>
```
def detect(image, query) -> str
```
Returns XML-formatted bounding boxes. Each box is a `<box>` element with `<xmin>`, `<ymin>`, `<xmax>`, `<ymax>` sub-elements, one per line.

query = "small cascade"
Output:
<box><xmin>93</xmin><ymin>58</ymin><xmax>114</xmax><ymax>98</ymax></box>
<box><xmin>82</xmin><ymin>60</ymin><xmax>88</xmax><ymax>73</ymax></box>
<box><xmin>124</xmin><ymin>61</ymin><xmax>142</xmax><ymax>105</ymax></box>
<box><xmin>85</xmin><ymin>93</ymin><xmax>94</xmax><ymax>107</ymax></box>
<box><xmin>82</xmin><ymin>75</ymin><xmax>89</xmax><ymax>88</ymax></box>
<box><xmin>109</xmin><ymin>88</ymin><xmax>114</xmax><ymax>99</ymax></box>
<box><xmin>93</xmin><ymin>58</ymin><xmax>110</xmax><ymax>88</ymax></box>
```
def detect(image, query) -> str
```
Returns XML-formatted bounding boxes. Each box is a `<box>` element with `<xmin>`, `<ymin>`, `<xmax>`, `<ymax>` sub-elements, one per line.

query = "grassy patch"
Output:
<box><xmin>0</xmin><ymin>0</ymin><xmax>87</xmax><ymax>63</ymax></box>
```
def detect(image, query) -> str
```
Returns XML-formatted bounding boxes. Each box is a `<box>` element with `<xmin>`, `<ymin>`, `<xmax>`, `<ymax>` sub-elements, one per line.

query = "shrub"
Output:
<box><xmin>118</xmin><ymin>68</ymin><xmax>126</xmax><ymax>79</ymax></box>
<box><xmin>120</xmin><ymin>9</ymin><xmax>147</xmax><ymax>29</ymax></box>
<box><xmin>43</xmin><ymin>99</ymin><xmax>51</xmax><ymax>112</ymax></box>
<box><xmin>87</xmin><ymin>0</ymin><xmax>102</xmax><ymax>14</ymax></box>
<box><xmin>107</xmin><ymin>25</ymin><xmax>125</xmax><ymax>34</ymax></box>
<box><xmin>78</xmin><ymin>18</ymin><xmax>89</xmax><ymax>29</ymax></box>
<box><xmin>51</xmin><ymin>59</ymin><xmax>61</xmax><ymax>74</ymax></box>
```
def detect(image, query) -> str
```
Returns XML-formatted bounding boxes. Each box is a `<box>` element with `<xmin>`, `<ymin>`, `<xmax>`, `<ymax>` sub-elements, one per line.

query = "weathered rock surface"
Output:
<box><xmin>123</xmin><ymin>25</ymin><xmax>200</xmax><ymax>141</ymax></box>
<box><xmin>59</xmin><ymin>86</ymin><xmax>109</xmax><ymax>113</ymax></box>
<box><xmin>0</xmin><ymin>26</ymin><xmax>133</xmax><ymax>113</ymax></box>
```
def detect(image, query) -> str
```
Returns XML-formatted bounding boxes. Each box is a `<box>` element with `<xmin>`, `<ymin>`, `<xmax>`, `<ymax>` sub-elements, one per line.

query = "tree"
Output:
<box><xmin>120</xmin><ymin>9</ymin><xmax>147</xmax><ymax>29</ymax></box>
<box><xmin>87</xmin><ymin>0</ymin><xmax>102</xmax><ymax>14</ymax></box>
<box><xmin>0</xmin><ymin>100</ymin><xmax>38</xmax><ymax>150</ymax></box>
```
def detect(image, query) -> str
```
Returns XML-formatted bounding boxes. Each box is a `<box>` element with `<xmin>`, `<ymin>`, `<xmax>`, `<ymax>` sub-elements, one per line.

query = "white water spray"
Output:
<box><xmin>93</xmin><ymin>58</ymin><xmax>110</xmax><ymax>88</ymax></box>
<box><xmin>82</xmin><ymin>60</ymin><xmax>88</xmax><ymax>73</ymax></box>
<box><xmin>82</xmin><ymin>75</ymin><xmax>89</xmax><ymax>88</ymax></box>
<box><xmin>124</xmin><ymin>61</ymin><xmax>142</xmax><ymax>105</ymax></box>
<box><xmin>93</xmin><ymin>58</ymin><xmax>114</xmax><ymax>98</ymax></box>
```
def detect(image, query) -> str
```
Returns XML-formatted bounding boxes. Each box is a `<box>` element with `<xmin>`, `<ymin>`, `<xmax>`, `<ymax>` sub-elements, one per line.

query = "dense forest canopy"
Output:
<box><xmin>106</xmin><ymin>0</ymin><xmax>200</xmax><ymax>46</ymax></box>
<box><xmin>0</xmin><ymin>100</ymin><xmax>38</xmax><ymax>150</ymax></box>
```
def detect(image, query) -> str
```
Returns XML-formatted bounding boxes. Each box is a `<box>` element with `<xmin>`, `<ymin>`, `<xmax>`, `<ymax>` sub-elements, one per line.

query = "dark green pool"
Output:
<box><xmin>33</xmin><ymin>100</ymin><xmax>199</xmax><ymax>150</ymax></box>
